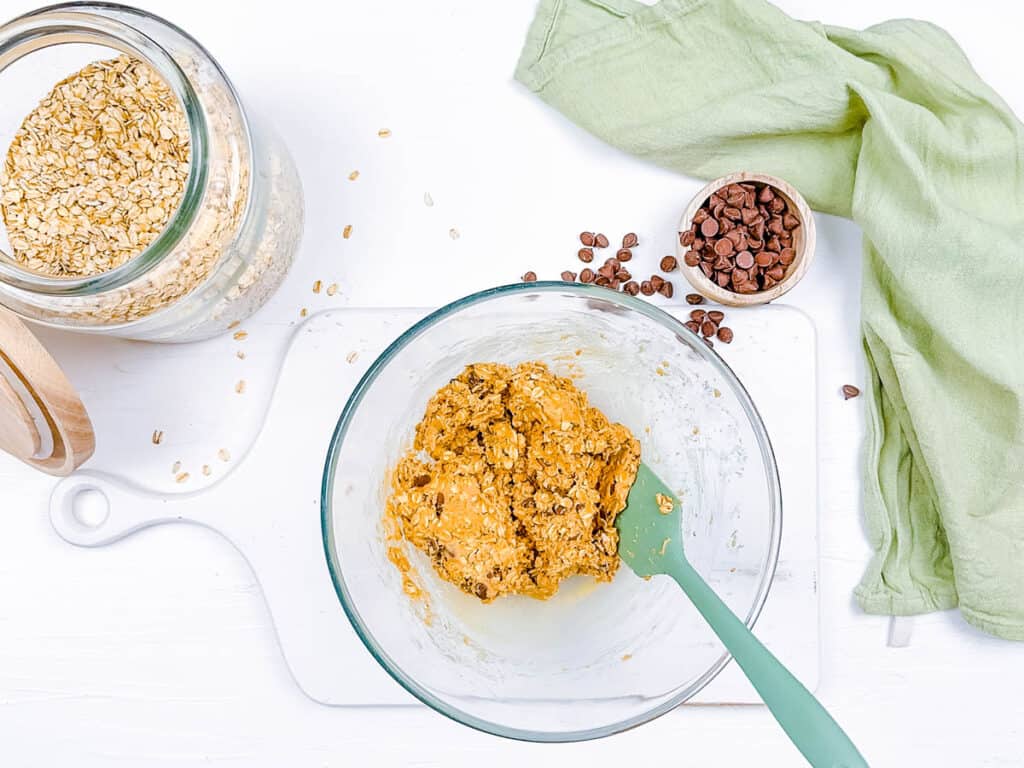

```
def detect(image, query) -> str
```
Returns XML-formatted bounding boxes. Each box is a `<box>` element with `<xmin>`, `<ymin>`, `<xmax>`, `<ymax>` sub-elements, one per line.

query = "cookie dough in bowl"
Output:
<box><xmin>322</xmin><ymin>282</ymin><xmax>781</xmax><ymax>742</ymax></box>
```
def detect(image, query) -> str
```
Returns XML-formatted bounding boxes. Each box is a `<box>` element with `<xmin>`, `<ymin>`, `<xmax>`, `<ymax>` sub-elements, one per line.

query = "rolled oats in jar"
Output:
<box><xmin>0</xmin><ymin>3</ymin><xmax>303</xmax><ymax>341</ymax></box>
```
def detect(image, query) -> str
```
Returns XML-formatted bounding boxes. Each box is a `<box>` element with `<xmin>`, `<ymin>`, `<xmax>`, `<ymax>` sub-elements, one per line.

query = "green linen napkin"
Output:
<box><xmin>516</xmin><ymin>0</ymin><xmax>1024</xmax><ymax>639</ymax></box>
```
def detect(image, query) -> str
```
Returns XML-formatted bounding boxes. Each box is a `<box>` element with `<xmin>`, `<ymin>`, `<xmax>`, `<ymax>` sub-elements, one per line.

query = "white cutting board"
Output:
<box><xmin>48</xmin><ymin>303</ymin><xmax>818</xmax><ymax>706</ymax></box>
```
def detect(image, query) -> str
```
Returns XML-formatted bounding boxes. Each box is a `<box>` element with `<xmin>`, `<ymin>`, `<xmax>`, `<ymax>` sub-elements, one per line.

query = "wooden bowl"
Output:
<box><xmin>677</xmin><ymin>172</ymin><xmax>815</xmax><ymax>307</ymax></box>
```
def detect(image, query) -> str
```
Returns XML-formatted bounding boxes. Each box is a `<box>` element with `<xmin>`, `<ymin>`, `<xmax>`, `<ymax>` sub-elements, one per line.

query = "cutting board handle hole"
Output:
<box><xmin>71</xmin><ymin>488</ymin><xmax>109</xmax><ymax>529</ymax></box>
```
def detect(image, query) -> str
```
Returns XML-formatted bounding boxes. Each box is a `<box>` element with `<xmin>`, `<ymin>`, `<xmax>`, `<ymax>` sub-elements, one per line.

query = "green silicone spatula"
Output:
<box><xmin>619</xmin><ymin>464</ymin><xmax>868</xmax><ymax>768</ymax></box>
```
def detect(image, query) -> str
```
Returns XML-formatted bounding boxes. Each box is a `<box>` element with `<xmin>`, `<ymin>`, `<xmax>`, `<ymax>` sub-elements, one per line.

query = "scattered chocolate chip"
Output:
<box><xmin>580</xmin><ymin>232</ymin><xmax>596</xmax><ymax>246</ymax></box>
<box><xmin>684</xmin><ymin>320</ymin><xmax>700</xmax><ymax>333</ymax></box>
<box><xmin>578</xmin><ymin>247</ymin><xmax>594</xmax><ymax>263</ymax></box>
<box><xmin>522</xmin><ymin>271</ymin><xmax>537</xmax><ymax>282</ymax></box>
<box><xmin>660</xmin><ymin>255</ymin><xmax>678</xmax><ymax>272</ymax></box>
<box><xmin>623</xmin><ymin>280</ymin><xmax>640</xmax><ymax>296</ymax></box>
<box><xmin>685</xmin><ymin>293</ymin><xmax>704</xmax><ymax>305</ymax></box>
<box><xmin>701</xmin><ymin>320</ymin><xmax>716</xmax><ymax>337</ymax></box>
<box><xmin>717</xmin><ymin>326</ymin><xmax>734</xmax><ymax>343</ymax></box>
<box><xmin>561</xmin><ymin>270</ymin><xmax>576</xmax><ymax>282</ymax></box>
<box><xmin>622</xmin><ymin>232</ymin><xmax>639</xmax><ymax>248</ymax></box>
<box><xmin>594</xmin><ymin>233</ymin><xmax>610</xmax><ymax>248</ymax></box>
<box><xmin>658</xmin><ymin>280</ymin><xmax>674</xmax><ymax>298</ymax></box>
<box><xmin>707</xmin><ymin>310</ymin><xmax>725</xmax><ymax>324</ymax></box>
<box><xmin>651</xmin><ymin>275</ymin><xmax>665</xmax><ymax>291</ymax></box>
<box><xmin>579</xmin><ymin>268</ymin><xmax>595</xmax><ymax>283</ymax></box>
<box><xmin>617</xmin><ymin>248</ymin><xmax>633</xmax><ymax>262</ymax></box>
<box><xmin>690</xmin><ymin>309</ymin><xmax>706</xmax><ymax>322</ymax></box>
<box><xmin>615</xmin><ymin>268</ymin><xmax>631</xmax><ymax>282</ymax></box>
<box><xmin>842</xmin><ymin>384</ymin><xmax>861</xmax><ymax>400</ymax></box>
<box><xmin>640</xmin><ymin>280</ymin><xmax>655</xmax><ymax>296</ymax></box>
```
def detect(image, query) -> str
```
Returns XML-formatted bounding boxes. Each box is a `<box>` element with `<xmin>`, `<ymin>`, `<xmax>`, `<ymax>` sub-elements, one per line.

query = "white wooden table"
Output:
<box><xmin>1</xmin><ymin>1</ymin><xmax>1023</xmax><ymax>765</ymax></box>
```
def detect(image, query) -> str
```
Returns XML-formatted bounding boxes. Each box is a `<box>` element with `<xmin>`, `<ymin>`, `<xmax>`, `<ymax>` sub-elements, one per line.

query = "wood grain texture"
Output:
<box><xmin>0</xmin><ymin>306</ymin><xmax>94</xmax><ymax>475</ymax></box>
<box><xmin>0</xmin><ymin>369</ymin><xmax>39</xmax><ymax>459</ymax></box>
<box><xmin>677</xmin><ymin>172</ymin><xmax>816</xmax><ymax>307</ymax></box>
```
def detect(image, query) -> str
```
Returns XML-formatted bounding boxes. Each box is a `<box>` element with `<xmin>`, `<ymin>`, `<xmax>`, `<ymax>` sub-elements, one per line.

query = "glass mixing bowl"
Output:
<box><xmin>322</xmin><ymin>283</ymin><xmax>781</xmax><ymax>742</ymax></box>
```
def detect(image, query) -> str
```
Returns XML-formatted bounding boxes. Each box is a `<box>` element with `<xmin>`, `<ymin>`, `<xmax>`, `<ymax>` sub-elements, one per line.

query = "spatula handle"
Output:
<box><xmin>670</xmin><ymin>557</ymin><xmax>868</xmax><ymax>767</ymax></box>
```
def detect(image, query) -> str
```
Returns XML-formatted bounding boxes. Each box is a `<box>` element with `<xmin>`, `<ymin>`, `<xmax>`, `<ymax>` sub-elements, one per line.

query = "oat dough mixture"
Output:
<box><xmin>385</xmin><ymin>361</ymin><xmax>641</xmax><ymax>603</ymax></box>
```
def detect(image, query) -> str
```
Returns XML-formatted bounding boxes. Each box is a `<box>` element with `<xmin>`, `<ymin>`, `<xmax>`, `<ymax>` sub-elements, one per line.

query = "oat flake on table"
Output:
<box><xmin>0</xmin><ymin>54</ymin><xmax>191</xmax><ymax>278</ymax></box>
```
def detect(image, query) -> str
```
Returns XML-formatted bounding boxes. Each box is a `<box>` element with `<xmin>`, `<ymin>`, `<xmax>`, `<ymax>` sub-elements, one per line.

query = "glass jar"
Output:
<box><xmin>0</xmin><ymin>3</ymin><xmax>303</xmax><ymax>341</ymax></box>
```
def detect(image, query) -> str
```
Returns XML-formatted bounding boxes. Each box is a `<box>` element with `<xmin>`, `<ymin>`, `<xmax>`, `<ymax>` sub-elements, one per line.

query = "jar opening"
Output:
<box><xmin>0</xmin><ymin>7</ymin><xmax>209</xmax><ymax>296</ymax></box>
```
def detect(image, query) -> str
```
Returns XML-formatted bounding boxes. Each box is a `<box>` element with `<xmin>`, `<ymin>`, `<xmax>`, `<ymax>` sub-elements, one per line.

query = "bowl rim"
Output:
<box><xmin>320</xmin><ymin>281</ymin><xmax>783</xmax><ymax>742</ymax></box>
<box><xmin>677</xmin><ymin>172</ymin><xmax>816</xmax><ymax>307</ymax></box>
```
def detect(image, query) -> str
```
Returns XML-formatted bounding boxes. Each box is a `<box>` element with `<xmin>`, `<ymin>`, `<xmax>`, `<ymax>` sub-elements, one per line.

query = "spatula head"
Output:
<box><xmin>616</xmin><ymin>463</ymin><xmax>686</xmax><ymax>577</ymax></box>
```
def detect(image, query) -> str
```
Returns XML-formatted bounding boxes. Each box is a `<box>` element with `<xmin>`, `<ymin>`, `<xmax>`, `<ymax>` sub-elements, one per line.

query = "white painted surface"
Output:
<box><xmin>0</xmin><ymin>0</ymin><xmax>1022</xmax><ymax>765</ymax></box>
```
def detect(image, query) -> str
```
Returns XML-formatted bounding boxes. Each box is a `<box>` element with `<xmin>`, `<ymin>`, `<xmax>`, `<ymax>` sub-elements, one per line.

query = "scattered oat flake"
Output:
<box><xmin>217</xmin><ymin>448</ymin><xmax>231</xmax><ymax>462</ymax></box>
<box><xmin>175</xmin><ymin>472</ymin><xmax>190</xmax><ymax>484</ymax></box>
<box><xmin>656</xmin><ymin>493</ymin><xmax>674</xmax><ymax>514</ymax></box>
<box><xmin>300</xmin><ymin>307</ymin><xmax>308</xmax><ymax>318</ymax></box>
<box><xmin>346</xmin><ymin>350</ymin><xmax>359</xmax><ymax>364</ymax></box>
<box><xmin>171</xmin><ymin>460</ymin><xmax>181</xmax><ymax>474</ymax></box>
<box><xmin>713</xmin><ymin>388</ymin><xmax>721</xmax><ymax>398</ymax></box>
<box><xmin>151</xmin><ymin>429</ymin><xmax>163</xmax><ymax>445</ymax></box>
<box><xmin>326</xmin><ymin>283</ymin><xmax>338</xmax><ymax>296</ymax></box>
<box><xmin>236</xmin><ymin>351</ymin><xmax>246</xmax><ymax>360</ymax></box>
<box><xmin>659</xmin><ymin>537</ymin><xmax>671</xmax><ymax>556</ymax></box>
<box><xmin>449</xmin><ymin>228</ymin><xmax>460</xmax><ymax>240</ymax></box>
<box><xmin>348</xmin><ymin>170</ymin><xmax>359</xmax><ymax>181</ymax></box>
<box><xmin>202</xmin><ymin>465</ymin><xmax>212</xmax><ymax>477</ymax></box>
<box><xmin>313</xmin><ymin>280</ymin><xmax>322</xmax><ymax>294</ymax></box>
<box><xmin>621</xmin><ymin>653</ymin><xmax>633</xmax><ymax>662</ymax></box>
<box><xmin>342</xmin><ymin>225</ymin><xmax>352</xmax><ymax>239</ymax></box>
<box><xmin>378</xmin><ymin>128</ymin><xmax>392</xmax><ymax>138</ymax></box>
<box><xmin>235</xmin><ymin>379</ymin><xmax>246</xmax><ymax>394</ymax></box>
<box><xmin>227</xmin><ymin>320</ymin><xmax>240</xmax><ymax>330</ymax></box>
<box><xmin>423</xmin><ymin>192</ymin><xmax>434</xmax><ymax>207</ymax></box>
<box><xmin>233</xmin><ymin>330</ymin><xmax>248</xmax><ymax>341</ymax></box>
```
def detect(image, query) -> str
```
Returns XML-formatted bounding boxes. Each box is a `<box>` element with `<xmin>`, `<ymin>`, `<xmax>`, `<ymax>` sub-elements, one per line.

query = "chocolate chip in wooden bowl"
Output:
<box><xmin>622</xmin><ymin>232</ymin><xmax>639</xmax><ymax>248</ymax></box>
<box><xmin>660</xmin><ymin>255</ymin><xmax>678</xmax><ymax>272</ymax></box>
<box><xmin>580</xmin><ymin>232</ymin><xmax>596</xmax><ymax>247</ymax></box>
<box><xmin>685</xmin><ymin>293</ymin><xmax>704</xmax><ymax>305</ymax></box>
<box><xmin>578</xmin><ymin>248</ymin><xmax>594</xmax><ymax>263</ymax></box>
<box><xmin>677</xmin><ymin>174</ymin><xmax>814</xmax><ymax>305</ymax></box>
<box><xmin>842</xmin><ymin>384</ymin><xmax>861</xmax><ymax>400</ymax></box>
<box><xmin>522</xmin><ymin>271</ymin><xmax>537</xmax><ymax>282</ymax></box>
<box><xmin>561</xmin><ymin>270</ymin><xmax>577</xmax><ymax>282</ymax></box>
